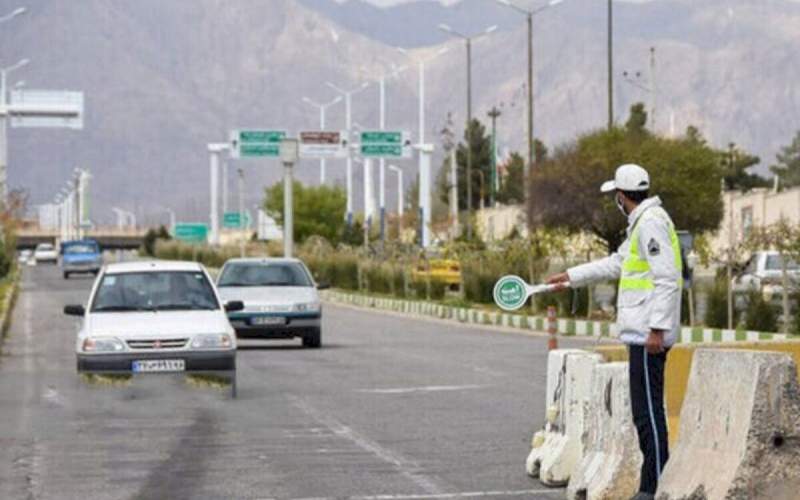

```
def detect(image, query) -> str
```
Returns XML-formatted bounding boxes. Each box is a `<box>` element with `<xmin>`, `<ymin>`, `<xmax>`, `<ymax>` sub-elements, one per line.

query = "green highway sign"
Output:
<box><xmin>493</xmin><ymin>275</ymin><xmax>529</xmax><ymax>311</ymax></box>
<box><xmin>360</xmin><ymin>130</ymin><xmax>412</xmax><ymax>158</ymax></box>
<box><xmin>174</xmin><ymin>223</ymin><xmax>208</xmax><ymax>244</ymax></box>
<box><xmin>230</xmin><ymin>129</ymin><xmax>286</xmax><ymax>158</ymax></box>
<box><xmin>223</xmin><ymin>211</ymin><xmax>251</xmax><ymax>228</ymax></box>
<box><xmin>361</xmin><ymin>144</ymin><xmax>404</xmax><ymax>156</ymax></box>
<box><xmin>361</xmin><ymin>131</ymin><xmax>402</xmax><ymax>144</ymax></box>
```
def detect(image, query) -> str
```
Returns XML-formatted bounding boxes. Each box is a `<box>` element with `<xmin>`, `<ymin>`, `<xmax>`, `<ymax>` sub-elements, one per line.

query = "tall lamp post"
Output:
<box><xmin>0</xmin><ymin>7</ymin><xmax>26</xmax><ymax>24</ymax></box>
<box><xmin>325</xmin><ymin>81</ymin><xmax>370</xmax><ymax>227</ymax></box>
<box><xmin>496</xmin><ymin>0</ymin><xmax>564</xmax><ymax>227</ymax></box>
<box><xmin>438</xmin><ymin>23</ymin><xmax>497</xmax><ymax>240</ymax></box>
<box><xmin>371</xmin><ymin>65</ymin><xmax>406</xmax><ymax>244</ymax></box>
<box><xmin>302</xmin><ymin>95</ymin><xmax>342</xmax><ymax>184</ymax></box>
<box><xmin>396</xmin><ymin>46</ymin><xmax>448</xmax><ymax>248</ymax></box>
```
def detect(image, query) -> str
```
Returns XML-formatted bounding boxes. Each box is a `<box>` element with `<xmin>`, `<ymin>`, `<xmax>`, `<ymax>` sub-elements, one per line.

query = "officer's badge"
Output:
<box><xmin>648</xmin><ymin>238</ymin><xmax>660</xmax><ymax>256</ymax></box>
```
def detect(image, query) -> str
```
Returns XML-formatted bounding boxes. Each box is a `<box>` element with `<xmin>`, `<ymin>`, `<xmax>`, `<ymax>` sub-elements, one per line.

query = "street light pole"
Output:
<box><xmin>325</xmin><ymin>81</ymin><xmax>370</xmax><ymax>227</ymax></box>
<box><xmin>280</xmin><ymin>138</ymin><xmax>299</xmax><ymax>258</ymax></box>
<box><xmin>207</xmin><ymin>143</ymin><xmax>229</xmax><ymax>246</ymax></box>
<box><xmin>439</xmin><ymin>24</ymin><xmax>497</xmax><ymax>240</ymax></box>
<box><xmin>238</xmin><ymin>168</ymin><xmax>245</xmax><ymax>258</ymax></box>
<box><xmin>302</xmin><ymin>96</ymin><xmax>342</xmax><ymax>184</ymax></box>
<box><xmin>397</xmin><ymin>47</ymin><xmax>448</xmax><ymax>248</ymax></box>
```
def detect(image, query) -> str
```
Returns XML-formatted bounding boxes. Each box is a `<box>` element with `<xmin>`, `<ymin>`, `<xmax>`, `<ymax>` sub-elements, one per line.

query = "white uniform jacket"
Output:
<box><xmin>566</xmin><ymin>196</ymin><xmax>682</xmax><ymax>347</ymax></box>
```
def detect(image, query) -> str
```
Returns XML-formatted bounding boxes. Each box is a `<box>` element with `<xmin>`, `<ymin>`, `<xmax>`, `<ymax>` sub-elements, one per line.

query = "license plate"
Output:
<box><xmin>251</xmin><ymin>316</ymin><xmax>285</xmax><ymax>326</ymax></box>
<box><xmin>132</xmin><ymin>359</ymin><xmax>185</xmax><ymax>373</ymax></box>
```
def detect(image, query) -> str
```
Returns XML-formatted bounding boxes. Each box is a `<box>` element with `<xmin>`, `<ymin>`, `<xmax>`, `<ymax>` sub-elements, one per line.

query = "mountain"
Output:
<box><xmin>2</xmin><ymin>0</ymin><xmax>799</xmax><ymax>225</ymax></box>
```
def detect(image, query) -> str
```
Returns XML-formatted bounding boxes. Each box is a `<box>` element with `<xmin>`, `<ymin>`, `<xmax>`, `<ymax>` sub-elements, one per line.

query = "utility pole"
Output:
<box><xmin>607</xmin><ymin>0</ymin><xmax>614</xmax><ymax>130</ymax></box>
<box><xmin>496</xmin><ymin>0</ymin><xmax>564</xmax><ymax>227</ymax></box>
<box><xmin>649</xmin><ymin>46</ymin><xmax>657</xmax><ymax>132</ymax></box>
<box><xmin>238</xmin><ymin>168</ymin><xmax>245</xmax><ymax>258</ymax></box>
<box><xmin>487</xmin><ymin>106</ymin><xmax>502</xmax><ymax>207</ymax></box>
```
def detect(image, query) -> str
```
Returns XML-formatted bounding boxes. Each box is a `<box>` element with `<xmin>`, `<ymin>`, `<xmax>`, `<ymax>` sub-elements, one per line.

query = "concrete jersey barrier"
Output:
<box><xmin>656</xmin><ymin>349</ymin><xmax>800</xmax><ymax>500</ymax></box>
<box><xmin>566</xmin><ymin>362</ymin><xmax>642</xmax><ymax>500</ymax></box>
<box><xmin>537</xmin><ymin>350</ymin><xmax>603</xmax><ymax>486</ymax></box>
<box><xmin>526</xmin><ymin>349</ymin><xmax>585</xmax><ymax>477</ymax></box>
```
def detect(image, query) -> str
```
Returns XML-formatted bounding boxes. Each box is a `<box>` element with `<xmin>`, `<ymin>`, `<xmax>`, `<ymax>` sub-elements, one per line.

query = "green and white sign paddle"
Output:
<box><xmin>492</xmin><ymin>275</ymin><xmax>569</xmax><ymax>311</ymax></box>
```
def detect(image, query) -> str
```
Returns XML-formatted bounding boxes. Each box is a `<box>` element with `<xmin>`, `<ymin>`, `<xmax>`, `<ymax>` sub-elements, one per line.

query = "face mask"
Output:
<box><xmin>616</xmin><ymin>193</ymin><xmax>628</xmax><ymax>216</ymax></box>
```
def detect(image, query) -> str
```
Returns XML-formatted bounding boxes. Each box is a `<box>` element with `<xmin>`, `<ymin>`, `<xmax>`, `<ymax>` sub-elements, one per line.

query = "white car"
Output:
<box><xmin>33</xmin><ymin>243</ymin><xmax>58</xmax><ymax>263</ymax></box>
<box><xmin>63</xmin><ymin>260</ymin><xmax>243</xmax><ymax>396</ymax></box>
<box><xmin>216</xmin><ymin>258</ymin><xmax>327</xmax><ymax>348</ymax></box>
<box><xmin>17</xmin><ymin>249</ymin><xmax>32</xmax><ymax>264</ymax></box>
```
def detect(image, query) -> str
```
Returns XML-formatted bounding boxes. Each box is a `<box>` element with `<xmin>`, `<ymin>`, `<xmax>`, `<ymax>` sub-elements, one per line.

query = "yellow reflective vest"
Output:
<box><xmin>567</xmin><ymin>196</ymin><xmax>683</xmax><ymax>346</ymax></box>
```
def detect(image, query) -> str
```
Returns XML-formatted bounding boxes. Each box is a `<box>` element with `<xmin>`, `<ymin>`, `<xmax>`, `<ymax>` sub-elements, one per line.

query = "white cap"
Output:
<box><xmin>600</xmin><ymin>163</ymin><xmax>650</xmax><ymax>193</ymax></box>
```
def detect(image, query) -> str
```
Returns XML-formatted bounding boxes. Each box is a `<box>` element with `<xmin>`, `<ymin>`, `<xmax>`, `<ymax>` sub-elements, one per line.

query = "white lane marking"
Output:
<box><xmin>42</xmin><ymin>386</ymin><xmax>65</xmax><ymax>408</ymax></box>
<box><xmin>357</xmin><ymin>384</ymin><xmax>488</xmax><ymax>395</ymax></box>
<box><xmin>261</xmin><ymin>489</ymin><xmax>562</xmax><ymax>500</ymax></box>
<box><xmin>472</xmin><ymin>366</ymin><xmax>505</xmax><ymax>378</ymax></box>
<box><xmin>290</xmin><ymin>396</ymin><xmax>444</xmax><ymax>495</ymax></box>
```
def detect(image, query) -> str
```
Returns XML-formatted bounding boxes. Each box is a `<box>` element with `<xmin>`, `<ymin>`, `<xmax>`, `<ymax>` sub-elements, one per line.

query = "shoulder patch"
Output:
<box><xmin>647</xmin><ymin>238</ymin><xmax>660</xmax><ymax>256</ymax></box>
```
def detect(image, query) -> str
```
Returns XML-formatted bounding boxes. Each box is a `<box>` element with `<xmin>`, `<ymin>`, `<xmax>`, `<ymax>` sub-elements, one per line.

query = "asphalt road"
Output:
<box><xmin>0</xmin><ymin>265</ymin><xmax>596</xmax><ymax>500</ymax></box>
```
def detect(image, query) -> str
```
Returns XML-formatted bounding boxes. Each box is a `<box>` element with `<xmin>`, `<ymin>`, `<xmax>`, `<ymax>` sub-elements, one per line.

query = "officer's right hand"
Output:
<box><xmin>545</xmin><ymin>272</ymin><xmax>569</xmax><ymax>291</ymax></box>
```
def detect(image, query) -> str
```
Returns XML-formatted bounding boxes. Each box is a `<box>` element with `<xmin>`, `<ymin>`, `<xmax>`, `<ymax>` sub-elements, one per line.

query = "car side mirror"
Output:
<box><xmin>64</xmin><ymin>305</ymin><xmax>85</xmax><ymax>317</ymax></box>
<box><xmin>225</xmin><ymin>300</ymin><xmax>245</xmax><ymax>312</ymax></box>
<box><xmin>316</xmin><ymin>282</ymin><xmax>331</xmax><ymax>290</ymax></box>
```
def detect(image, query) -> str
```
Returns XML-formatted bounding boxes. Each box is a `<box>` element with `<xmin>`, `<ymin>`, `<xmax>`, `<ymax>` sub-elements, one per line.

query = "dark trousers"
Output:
<box><xmin>628</xmin><ymin>344</ymin><xmax>669</xmax><ymax>495</ymax></box>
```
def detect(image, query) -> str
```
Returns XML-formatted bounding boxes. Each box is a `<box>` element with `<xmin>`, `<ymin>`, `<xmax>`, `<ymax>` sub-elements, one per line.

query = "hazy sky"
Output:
<box><xmin>360</xmin><ymin>0</ymin><xmax>653</xmax><ymax>5</ymax></box>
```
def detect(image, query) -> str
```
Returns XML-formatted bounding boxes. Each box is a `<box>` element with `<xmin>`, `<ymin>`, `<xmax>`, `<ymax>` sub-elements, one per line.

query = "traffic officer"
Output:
<box><xmin>546</xmin><ymin>163</ymin><xmax>682</xmax><ymax>499</ymax></box>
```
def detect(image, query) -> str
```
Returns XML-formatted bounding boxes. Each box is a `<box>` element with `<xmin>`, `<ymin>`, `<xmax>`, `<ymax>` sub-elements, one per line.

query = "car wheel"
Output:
<box><xmin>63</xmin><ymin>272</ymin><xmax>70</xmax><ymax>279</ymax></box>
<box><xmin>302</xmin><ymin>328</ymin><xmax>322</xmax><ymax>348</ymax></box>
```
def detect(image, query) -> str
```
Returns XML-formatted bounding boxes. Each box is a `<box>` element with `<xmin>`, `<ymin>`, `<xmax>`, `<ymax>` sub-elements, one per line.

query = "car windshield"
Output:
<box><xmin>218</xmin><ymin>262</ymin><xmax>312</xmax><ymax>287</ymax></box>
<box><xmin>65</xmin><ymin>244</ymin><xmax>98</xmax><ymax>254</ymax></box>
<box><xmin>765</xmin><ymin>255</ymin><xmax>799</xmax><ymax>271</ymax></box>
<box><xmin>37</xmin><ymin>244</ymin><xmax>53</xmax><ymax>251</ymax></box>
<box><xmin>91</xmin><ymin>271</ymin><xmax>220</xmax><ymax>312</ymax></box>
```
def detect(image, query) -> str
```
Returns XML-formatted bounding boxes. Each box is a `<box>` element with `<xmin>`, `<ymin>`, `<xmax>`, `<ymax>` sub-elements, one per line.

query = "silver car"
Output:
<box><xmin>216</xmin><ymin>258</ymin><xmax>328</xmax><ymax>348</ymax></box>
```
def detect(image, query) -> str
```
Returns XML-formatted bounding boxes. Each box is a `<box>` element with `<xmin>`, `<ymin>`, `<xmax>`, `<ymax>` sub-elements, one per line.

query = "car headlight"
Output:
<box><xmin>82</xmin><ymin>337</ymin><xmax>125</xmax><ymax>353</ymax></box>
<box><xmin>293</xmin><ymin>302</ymin><xmax>321</xmax><ymax>313</ymax></box>
<box><xmin>191</xmin><ymin>333</ymin><xmax>233</xmax><ymax>349</ymax></box>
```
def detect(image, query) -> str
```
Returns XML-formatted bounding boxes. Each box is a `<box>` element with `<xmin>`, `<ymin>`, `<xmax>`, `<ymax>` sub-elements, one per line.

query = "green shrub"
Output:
<box><xmin>743</xmin><ymin>291</ymin><xmax>778</xmax><ymax>332</ymax></box>
<box><xmin>704</xmin><ymin>277</ymin><xmax>736</xmax><ymax>328</ymax></box>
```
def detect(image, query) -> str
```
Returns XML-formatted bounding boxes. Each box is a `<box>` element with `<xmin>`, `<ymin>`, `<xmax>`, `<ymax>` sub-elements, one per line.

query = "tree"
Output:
<box><xmin>440</xmin><ymin>118</ymin><xmax>492</xmax><ymax>211</ymax></box>
<box><xmin>264</xmin><ymin>182</ymin><xmax>346</xmax><ymax>245</ymax></box>
<box><xmin>141</xmin><ymin>225</ymin><xmax>171</xmax><ymax>256</ymax></box>
<box><xmin>529</xmin><ymin>106</ymin><xmax>724</xmax><ymax>253</ymax></box>
<box><xmin>770</xmin><ymin>130</ymin><xmax>800</xmax><ymax>188</ymax></box>
<box><xmin>721</xmin><ymin>142</ymin><xmax>768</xmax><ymax>191</ymax></box>
<box><xmin>497</xmin><ymin>152</ymin><xmax>525</xmax><ymax>204</ymax></box>
<box><xmin>625</xmin><ymin>102</ymin><xmax>649</xmax><ymax>138</ymax></box>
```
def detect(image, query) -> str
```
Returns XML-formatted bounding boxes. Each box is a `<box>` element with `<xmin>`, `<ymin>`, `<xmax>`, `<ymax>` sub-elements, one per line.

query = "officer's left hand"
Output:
<box><xmin>646</xmin><ymin>330</ymin><xmax>665</xmax><ymax>354</ymax></box>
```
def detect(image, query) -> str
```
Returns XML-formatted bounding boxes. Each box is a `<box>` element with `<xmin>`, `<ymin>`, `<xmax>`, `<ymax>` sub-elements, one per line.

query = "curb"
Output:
<box><xmin>0</xmin><ymin>267</ymin><xmax>20</xmax><ymax>341</ymax></box>
<box><xmin>320</xmin><ymin>290</ymin><xmax>789</xmax><ymax>343</ymax></box>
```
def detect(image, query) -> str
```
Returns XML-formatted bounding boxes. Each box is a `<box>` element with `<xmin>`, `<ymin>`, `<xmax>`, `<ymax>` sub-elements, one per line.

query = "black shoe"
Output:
<box><xmin>629</xmin><ymin>493</ymin><xmax>654</xmax><ymax>500</ymax></box>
